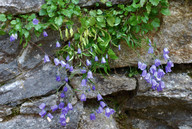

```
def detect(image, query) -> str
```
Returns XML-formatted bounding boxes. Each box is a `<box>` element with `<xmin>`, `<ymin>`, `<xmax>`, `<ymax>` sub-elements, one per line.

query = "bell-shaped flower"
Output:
<box><xmin>44</xmin><ymin>55</ymin><xmax>50</xmax><ymax>63</ymax></box>
<box><xmin>80</xmin><ymin>93</ymin><xmax>86</xmax><ymax>101</ymax></box>
<box><xmin>67</xmin><ymin>103</ymin><xmax>73</xmax><ymax>110</ymax></box>
<box><xmin>100</xmin><ymin>101</ymin><xmax>106</xmax><ymax>108</ymax></box>
<box><xmin>87</xmin><ymin>71</ymin><xmax>93</xmax><ymax>79</ymax></box>
<box><xmin>56</xmin><ymin>41</ymin><xmax>61</xmax><ymax>48</ymax></box>
<box><xmin>59</xmin><ymin>102</ymin><xmax>65</xmax><ymax>109</ymax></box>
<box><xmin>60</xmin><ymin>60</ymin><xmax>66</xmax><ymax>67</ymax></box>
<box><xmin>43</xmin><ymin>31</ymin><xmax>48</xmax><ymax>37</ymax></box>
<box><xmin>81</xmin><ymin>79</ymin><xmax>87</xmax><ymax>86</ymax></box>
<box><xmin>97</xmin><ymin>94</ymin><xmax>103</xmax><ymax>101</ymax></box>
<box><xmin>10</xmin><ymin>33</ymin><xmax>18</xmax><ymax>42</ymax></box>
<box><xmin>154</xmin><ymin>59</ymin><xmax>161</xmax><ymax>66</ymax></box>
<box><xmin>32</xmin><ymin>18</ymin><xmax>39</xmax><ymax>25</ymax></box>
<box><xmin>77</xmin><ymin>48</ymin><xmax>81</xmax><ymax>54</ymax></box>
<box><xmin>150</xmin><ymin>65</ymin><xmax>156</xmax><ymax>74</ymax></box>
<box><xmin>39</xmin><ymin>103</ymin><xmax>46</xmax><ymax>110</ymax></box>
<box><xmin>39</xmin><ymin>110</ymin><xmax>46</xmax><ymax>117</ymax></box>
<box><xmin>163</xmin><ymin>48</ymin><xmax>169</xmax><ymax>54</ymax></box>
<box><xmin>80</xmin><ymin>67</ymin><xmax>86</xmax><ymax>74</ymax></box>
<box><xmin>54</xmin><ymin>58</ymin><xmax>60</xmax><ymax>66</ymax></box>
<box><xmin>90</xmin><ymin>113</ymin><xmax>96</xmax><ymax>120</ymax></box>
<box><xmin>86</xmin><ymin>59</ymin><xmax>91</xmax><ymax>66</ymax></box>
<box><xmin>51</xmin><ymin>105</ymin><xmax>58</xmax><ymax>112</ymax></box>
<box><xmin>101</xmin><ymin>57</ymin><xmax>106</xmax><ymax>64</ymax></box>
<box><xmin>95</xmin><ymin>56</ymin><xmax>98</xmax><ymax>62</ymax></box>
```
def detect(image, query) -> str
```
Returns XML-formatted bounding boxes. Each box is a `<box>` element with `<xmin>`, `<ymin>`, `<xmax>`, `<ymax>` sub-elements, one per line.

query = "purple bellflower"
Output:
<box><xmin>66</xmin><ymin>55</ymin><xmax>70</xmax><ymax>61</ymax></box>
<box><xmin>90</xmin><ymin>113</ymin><xmax>96</xmax><ymax>120</ymax></box>
<box><xmin>86</xmin><ymin>59</ymin><xmax>91</xmax><ymax>66</ymax></box>
<box><xmin>118</xmin><ymin>44</ymin><xmax>121</xmax><ymax>50</ymax></box>
<box><xmin>154</xmin><ymin>59</ymin><xmax>161</xmax><ymax>66</ymax></box>
<box><xmin>63</xmin><ymin>86</ymin><xmax>68</xmax><ymax>92</ymax></box>
<box><xmin>32</xmin><ymin>18</ymin><xmax>39</xmax><ymax>25</ymax></box>
<box><xmin>81</xmin><ymin>79</ymin><xmax>87</xmax><ymax>86</ymax></box>
<box><xmin>77</xmin><ymin>48</ymin><xmax>81</xmax><ymax>54</ymax></box>
<box><xmin>59</xmin><ymin>102</ymin><xmax>65</xmax><ymax>109</ymax></box>
<box><xmin>105</xmin><ymin>108</ymin><xmax>111</xmax><ymax>118</ymax></box>
<box><xmin>101</xmin><ymin>57</ymin><xmax>106</xmax><ymax>64</ymax></box>
<box><xmin>51</xmin><ymin>105</ymin><xmax>58</xmax><ymax>112</ymax></box>
<box><xmin>39</xmin><ymin>103</ymin><xmax>46</xmax><ymax>110</ymax></box>
<box><xmin>80</xmin><ymin>93</ymin><xmax>86</xmax><ymax>101</ymax></box>
<box><xmin>39</xmin><ymin>110</ymin><xmax>46</xmax><ymax>117</ymax></box>
<box><xmin>60</xmin><ymin>93</ymin><xmax>65</xmax><ymax>98</ymax></box>
<box><xmin>95</xmin><ymin>56</ymin><xmax>98</xmax><ymax>62</ymax></box>
<box><xmin>60</xmin><ymin>60</ymin><xmax>66</xmax><ymax>67</ymax></box>
<box><xmin>87</xmin><ymin>71</ymin><xmax>93</xmax><ymax>79</ymax></box>
<box><xmin>80</xmin><ymin>67</ymin><xmax>86</xmax><ymax>74</ymax></box>
<box><xmin>97</xmin><ymin>94</ymin><xmax>103</xmax><ymax>101</ymax></box>
<box><xmin>44</xmin><ymin>55</ymin><xmax>50</xmax><ymax>63</ymax></box>
<box><xmin>47</xmin><ymin>113</ymin><xmax>53</xmax><ymax>120</ymax></box>
<box><xmin>43</xmin><ymin>31</ymin><xmax>48</xmax><ymax>37</ymax></box>
<box><xmin>54</xmin><ymin>58</ymin><xmax>60</xmax><ymax>66</ymax></box>
<box><xmin>56</xmin><ymin>75</ymin><xmax>61</xmax><ymax>82</ymax></box>
<box><xmin>56</xmin><ymin>41</ymin><xmax>61</xmax><ymax>48</ymax></box>
<box><xmin>100</xmin><ymin>101</ymin><xmax>106</xmax><ymax>108</ymax></box>
<box><xmin>67</xmin><ymin>103</ymin><xmax>73</xmax><ymax>110</ymax></box>
<box><xmin>10</xmin><ymin>33</ymin><xmax>18</xmax><ymax>42</ymax></box>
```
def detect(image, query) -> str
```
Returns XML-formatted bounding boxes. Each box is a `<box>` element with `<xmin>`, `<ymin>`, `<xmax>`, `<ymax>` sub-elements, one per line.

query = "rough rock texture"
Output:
<box><xmin>0</xmin><ymin>64</ymin><xmax>66</xmax><ymax>105</ymax></box>
<box><xmin>70</xmin><ymin>74</ymin><xmax>136</xmax><ymax>99</ymax></box>
<box><xmin>79</xmin><ymin>106</ymin><xmax>118</xmax><ymax>129</ymax></box>
<box><xmin>0</xmin><ymin>0</ymin><xmax>132</xmax><ymax>14</ymax></box>
<box><xmin>124</xmin><ymin>73</ymin><xmax>192</xmax><ymax>128</ymax></box>
<box><xmin>110</xmin><ymin>0</ymin><xmax>192</xmax><ymax>68</ymax></box>
<box><xmin>0</xmin><ymin>0</ymin><xmax>44</xmax><ymax>15</ymax></box>
<box><xmin>0</xmin><ymin>102</ymin><xmax>83</xmax><ymax>129</ymax></box>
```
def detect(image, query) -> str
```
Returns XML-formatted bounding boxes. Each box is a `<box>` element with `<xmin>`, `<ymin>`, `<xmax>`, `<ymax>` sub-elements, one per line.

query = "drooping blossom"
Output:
<box><xmin>56</xmin><ymin>41</ymin><xmax>61</xmax><ymax>48</ymax></box>
<box><xmin>80</xmin><ymin>93</ymin><xmax>86</xmax><ymax>101</ymax></box>
<box><xmin>66</xmin><ymin>55</ymin><xmax>70</xmax><ymax>61</ymax></box>
<box><xmin>51</xmin><ymin>105</ymin><xmax>58</xmax><ymax>112</ymax></box>
<box><xmin>97</xmin><ymin>94</ymin><xmax>103</xmax><ymax>101</ymax></box>
<box><xmin>54</xmin><ymin>58</ymin><xmax>60</xmax><ymax>66</ymax></box>
<box><xmin>100</xmin><ymin>101</ymin><xmax>106</xmax><ymax>108</ymax></box>
<box><xmin>44</xmin><ymin>55</ymin><xmax>50</xmax><ymax>63</ymax></box>
<box><xmin>87</xmin><ymin>71</ymin><xmax>93</xmax><ymax>79</ymax></box>
<box><xmin>77</xmin><ymin>48</ymin><xmax>81</xmax><ymax>54</ymax></box>
<box><xmin>81</xmin><ymin>79</ymin><xmax>87</xmax><ymax>86</ymax></box>
<box><xmin>10</xmin><ymin>33</ymin><xmax>18</xmax><ymax>42</ymax></box>
<box><xmin>60</xmin><ymin>93</ymin><xmax>65</xmax><ymax>98</ymax></box>
<box><xmin>60</xmin><ymin>60</ymin><xmax>66</xmax><ymax>67</ymax></box>
<box><xmin>86</xmin><ymin>59</ymin><xmax>91</xmax><ymax>66</ymax></box>
<box><xmin>39</xmin><ymin>110</ymin><xmax>46</xmax><ymax>117</ymax></box>
<box><xmin>56</xmin><ymin>75</ymin><xmax>61</xmax><ymax>82</ymax></box>
<box><xmin>63</xmin><ymin>86</ymin><xmax>68</xmax><ymax>92</ymax></box>
<box><xmin>101</xmin><ymin>57</ymin><xmax>106</xmax><ymax>64</ymax></box>
<box><xmin>67</xmin><ymin>103</ymin><xmax>73</xmax><ymax>110</ymax></box>
<box><xmin>39</xmin><ymin>103</ymin><xmax>46</xmax><ymax>110</ymax></box>
<box><xmin>80</xmin><ymin>67</ymin><xmax>86</xmax><ymax>74</ymax></box>
<box><xmin>59</xmin><ymin>102</ymin><xmax>65</xmax><ymax>109</ymax></box>
<box><xmin>95</xmin><ymin>56</ymin><xmax>98</xmax><ymax>62</ymax></box>
<box><xmin>90</xmin><ymin>113</ymin><xmax>96</xmax><ymax>120</ymax></box>
<box><xmin>32</xmin><ymin>18</ymin><xmax>39</xmax><ymax>25</ymax></box>
<box><xmin>43</xmin><ymin>31</ymin><xmax>48</xmax><ymax>37</ymax></box>
<box><xmin>47</xmin><ymin>113</ymin><xmax>53</xmax><ymax>120</ymax></box>
<box><xmin>154</xmin><ymin>59</ymin><xmax>161</xmax><ymax>66</ymax></box>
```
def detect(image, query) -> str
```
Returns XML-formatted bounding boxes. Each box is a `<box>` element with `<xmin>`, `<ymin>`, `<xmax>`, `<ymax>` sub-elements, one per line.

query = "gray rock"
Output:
<box><xmin>0</xmin><ymin>0</ymin><xmax>44</xmax><ymax>15</ymax></box>
<box><xmin>20</xmin><ymin>83</ymin><xmax>78</xmax><ymax>114</ymax></box>
<box><xmin>0</xmin><ymin>34</ymin><xmax>20</xmax><ymax>56</ymax></box>
<box><xmin>124</xmin><ymin>73</ymin><xmax>192</xmax><ymax>128</ymax></box>
<box><xmin>0</xmin><ymin>60</ymin><xmax>21</xmax><ymax>83</ymax></box>
<box><xmin>79</xmin><ymin>0</ymin><xmax>131</xmax><ymax>7</ymax></box>
<box><xmin>20</xmin><ymin>94</ymin><xmax>57</xmax><ymax>114</ymax></box>
<box><xmin>0</xmin><ymin>102</ymin><xmax>83</xmax><ymax>129</ymax></box>
<box><xmin>137</xmin><ymin>73</ymin><xmax>192</xmax><ymax>101</ymax></box>
<box><xmin>109</xmin><ymin>0</ymin><xmax>192</xmax><ymax>68</ymax></box>
<box><xmin>0</xmin><ymin>106</ymin><xmax>12</xmax><ymax>120</ymax></box>
<box><xmin>0</xmin><ymin>64</ymin><xmax>67</xmax><ymax>105</ymax></box>
<box><xmin>70</xmin><ymin>74</ymin><xmax>136</xmax><ymax>99</ymax></box>
<box><xmin>79</xmin><ymin>106</ymin><xmax>118</xmax><ymax>129</ymax></box>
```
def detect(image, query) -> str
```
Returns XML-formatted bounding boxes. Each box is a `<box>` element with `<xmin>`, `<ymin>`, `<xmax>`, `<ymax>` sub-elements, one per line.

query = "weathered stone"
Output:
<box><xmin>137</xmin><ymin>73</ymin><xmax>192</xmax><ymax>101</ymax></box>
<box><xmin>109</xmin><ymin>0</ymin><xmax>192</xmax><ymax>68</ymax></box>
<box><xmin>0</xmin><ymin>106</ymin><xmax>12</xmax><ymax>119</ymax></box>
<box><xmin>20</xmin><ymin>84</ymin><xmax>78</xmax><ymax>114</ymax></box>
<box><xmin>0</xmin><ymin>60</ymin><xmax>21</xmax><ymax>83</ymax></box>
<box><xmin>0</xmin><ymin>34</ymin><xmax>20</xmax><ymax>56</ymax></box>
<box><xmin>79</xmin><ymin>0</ymin><xmax>131</xmax><ymax>7</ymax></box>
<box><xmin>124</xmin><ymin>73</ymin><xmax>192</xmax><ymax>128</ymax></box>
<box><xmin>0</xmin><ymin>64</ymin><xmax>67</xmax><ymax>105</ymax></box>
<box><xmin>70</xmin><ymin>74</ymin><xmax>136</xmax><ymax>99</ymax></box>
<box><xmin>20</xmin><ymin>94</ymin><xmax>57</xmax><ymax>114</ymax></box>
<box><xmin>0</xmin><ymin>0</ymin><xmax>44</xmax><ymax>15</ymax></box>
<box><xmin>0</xmin><ymin>102</ymin><xmax>83</xmax><ymax>129</ymax></box>
<box><xmin>79</xmin><ymin>106</ymin><xmax>118</xmax><ymax>129</ymax></box>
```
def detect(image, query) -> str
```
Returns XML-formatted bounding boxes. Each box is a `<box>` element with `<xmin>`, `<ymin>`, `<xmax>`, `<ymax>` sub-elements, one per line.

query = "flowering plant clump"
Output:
<box><xmin>0</xmin><ymin>0</ymin><xmax>171</xmax><ymax>127</ymax></box>
<box><xmin>138</xmin><ymin>40</ymin><xmax>174</xmax><ymax>91</ymax></box>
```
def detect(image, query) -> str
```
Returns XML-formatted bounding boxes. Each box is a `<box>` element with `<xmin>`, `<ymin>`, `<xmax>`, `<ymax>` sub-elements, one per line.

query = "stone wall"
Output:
<box><xmin>0</xmin><ymin>0</ymin><xmax>192</xmax><ymax>129</ymax></box>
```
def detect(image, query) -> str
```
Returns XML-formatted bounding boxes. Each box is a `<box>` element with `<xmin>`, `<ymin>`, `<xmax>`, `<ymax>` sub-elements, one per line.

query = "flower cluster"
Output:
<box><xmin>138</xmin><ymin>42</ymin><xmax>174</xmax><ymax>91</ymax></box>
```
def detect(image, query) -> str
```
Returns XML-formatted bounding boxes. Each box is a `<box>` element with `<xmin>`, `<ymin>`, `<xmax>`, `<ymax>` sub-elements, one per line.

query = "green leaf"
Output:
<box><xmin>106</xmin><ymin>2</ymin><xmax>112</xmax><ymax>7</ymax></box>
<box><xmin>89</xmin><ymin>17</ymin><xmax>96</xmax><ymax>26</ymax></box>
<box><xmin>55</xmin><ymin>16</ymin><xmax>64</xmax><ymax>26</ymax></box>
<box><xmin>15</xmin><ymin>23</ymin><xmax>22</xmax><ymax>30</ymax></box>
<box><xmin>96</xmin><ymin>16</ymin><xmax>105</xmax><ymax>22</ymax></box>
<box><xmin>10</xmin><ymin>20</ymin><xmax>17</xmax><ymax>25</ymax></box>
<box><xmin>34</xmin><ymin>24</ymin><xmax>41</xmax><ymax>31</ymax></box>
<box><xmin>151</xmin><ymin>18</ymin><xmax>160</xmax><ymax>28</ymax></box>
<box><xmin>140</xmin><ymin>0</ymin><xmax>146</xmax><ymax>7</ymax></box>
<box><xmin>0</xmin><ymin>14</ymin><xmax>7</xmax><ymax>22</ymax></box>
<box><xmin>97</xmin><ymin>9</ymin><xmax>103</xmax><ymax>15</ymax></box>
<box><xmin>161</xmin><ymin>8</ymin><xmax>171</xmax><ymax>16</ymax></box>
<box><xmin>129</xmin><ymin>15</ymin><xmax>137</xmax><ymax>26</ymax></box>
<box><xmin>89</xmin><ymin>10</ymin><xmax>97</xmax><ymax>17</ymax></box>
<box><xmin>23</xmin><ymin>29</ymin><xmax>29</xmax><ymax>38</ymax></box>
<box><xmin>108</xmin><ymin>49</ymin><xmax>118</xmax><ymax>60</ymax></box>
<box><xmin>39</xmin><ymin>9</ymin><xmax>47</xmax><ymax>16</ymax></box>
<box><xmin>114</xmin><ymin>17</ymin><xmax>121</xmax><ymax>26</ymax></box>
<box><xmin>71</xmin><ymin>0</ymin><xmax>79</xmax><ymax>4</ymax></box>
<box><xmin>146</xmin><ymin>3</ymin><xmax>151</xmax><ymax>14</ymax></box>
<box><xmin>107</xmin><ymin>16</ymin><xmax>115</xmax><ymax>27</ymax></box>
<box><xmin>61</xmin><ymin>9</ymin><xmax>73</xmax><ymax>18</ymax></box>
<box><xmin>149</xmin><ymin>0</ymin><xmax>160</xmax><ymax>6</ymax></box>
<box><xmin>0</xmin><ymin>30</ymin><xmax>6</xmax><ymax>35</ymax></box>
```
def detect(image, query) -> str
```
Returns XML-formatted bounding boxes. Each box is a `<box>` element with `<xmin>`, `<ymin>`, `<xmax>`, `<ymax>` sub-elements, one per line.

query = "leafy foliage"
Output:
<box><xmin>0</xmin><ymin>0</ymin><xmax>170</xmax><ymax>73</ymax></box>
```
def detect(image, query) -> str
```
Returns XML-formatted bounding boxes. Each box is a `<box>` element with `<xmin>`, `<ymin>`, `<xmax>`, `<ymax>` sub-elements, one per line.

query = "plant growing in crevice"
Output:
<box><xmin>0</xmin><ymin>0</ymin><xmax>171</xmax><ymax>126</ymax></box>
